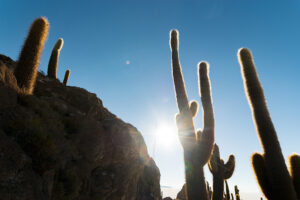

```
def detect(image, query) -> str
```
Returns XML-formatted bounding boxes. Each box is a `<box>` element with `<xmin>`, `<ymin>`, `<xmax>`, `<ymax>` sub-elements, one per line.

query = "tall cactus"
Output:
<box><xmin>47</xmin><ymin>38</ymin><xmax>64</xmax><ymax>78</ymax></box>
<box><xmin>170</xmin><ymin>29</ymin><xmax>215</xmax><ymax>200</ymax></box>
<box><xmin>208</xmin><ymin>144</ymin><xmax>235</xmax><ymax>200</ymax></box>
<box><xmin>63</xmin><ymin>69</ymin><xmax>70</xmax><ymax>86</ymax></box>
<box><xmin>237</xmin><ymin>48</ymin><xmax>298</xmax><ymax>200</ymax></box>
<box><xmin>14</xmin><ymin>17</ymin><xmax>49</xmax><ymax>94</ymax></box>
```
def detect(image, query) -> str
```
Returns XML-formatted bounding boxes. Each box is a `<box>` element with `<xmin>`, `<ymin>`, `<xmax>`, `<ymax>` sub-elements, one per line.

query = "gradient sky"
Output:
<box><xmin>1</xmin><ymin>0</ymin><xmax>300</xmax><ymax>199</ymax></box>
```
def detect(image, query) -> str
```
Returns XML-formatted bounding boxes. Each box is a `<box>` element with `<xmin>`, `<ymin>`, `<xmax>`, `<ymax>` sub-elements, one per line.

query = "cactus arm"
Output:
<box><xmin>251</xmin><ymin>153</ymin><xmax>272</xmax><ymax>199</ymax></box>
<box><xmin>189</xmin><ymin>101</ymin><xmax>198</xmax><ymax>117</ymax></box>
<box><xmin>208</xmin><ymin>144</ymin><xmax>219</xmax><ymax>174</ymax></box>
<box><xmin>197</xmin><ymin>62</ymin><xmax>215</xmax><ymax>166</ymax></box>
<box><xmin>171</xmin><ymin>30</ymin><xmax>196</xmax><ymax>149</ymax></box>
<box><xmin>63</xmin><ymin>69</ymin><xmax>70</xmax><ymax>86</ymax></box>
<box><xmin>289</xmin><ymin>154</ymin><xmax>300</xmax><ymax>199</ymax></box>
<box><xmin>198</xmin><ymin>62</ymin><xmax>214</xmax><ymax>134</ymax></box>
<box><xmin>48</xmin><ymin>38</ymin><xmax>64</xmax><ymax>79</ymax></box>
<box><xmin>170</xmin><ymin>30</ymin><xmax>189</xmax><ymax>113</ymax></box>
<box><xmin>224</xmin><ymin>155</ymin><xmax>235</xmax><ymax>179</ymax></box>
<box><xmin>238</xmin><ymin>48</ymin><xmax>297</xmax><ymax>200</ymax></box>
<box><xmin>14</xmin><ymin>17</ymin><xmax>49</xmax><ymax>94</ymax></box>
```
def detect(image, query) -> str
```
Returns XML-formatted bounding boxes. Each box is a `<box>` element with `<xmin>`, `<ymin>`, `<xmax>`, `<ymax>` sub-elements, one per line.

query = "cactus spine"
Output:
<box><xmin>14</xmin><ymin>17</ymin><xmax>49</xmax><ymax>94</ymax></box>
<box><xmin>170</xmin><ymin>29</ymin><xmax>215</xmax><ymax>200</ymax></box>
<box><xmin>208</xmin><ymin>144</ymin><xmax>235</xmax><ymax>200</ymax></box>
<box><xmin>47</xmin><ymin>38</ymin><xmax>63</xmax><ymax>78</ymax></box>
<box><xmin>238</xmin><ymin>48</ymin><xmax>298</xmax><ymax>200</ymax></box>
<box><xmin>63</xmin><ymin>69</ymin><xmax>70</xmax><ymax>86</ymax></box>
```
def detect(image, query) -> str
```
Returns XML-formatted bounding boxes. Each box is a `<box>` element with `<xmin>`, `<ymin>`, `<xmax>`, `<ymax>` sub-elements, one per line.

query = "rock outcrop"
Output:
<box><xmin>0</xmin><ymin>55</ymin><xmax>162</xmax><ymax>200</ymax></box>
<box><xmin>176</xmin><ymin>184</ymin><xmax>186</xmax><ymax>200</ymax></box>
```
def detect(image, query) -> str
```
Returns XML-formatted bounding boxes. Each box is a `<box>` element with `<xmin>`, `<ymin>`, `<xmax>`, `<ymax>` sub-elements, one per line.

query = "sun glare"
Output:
<box><xmin>155</xmin><ymin>123</ymin><xmax>177</xmax><ymax>149</ymax></box>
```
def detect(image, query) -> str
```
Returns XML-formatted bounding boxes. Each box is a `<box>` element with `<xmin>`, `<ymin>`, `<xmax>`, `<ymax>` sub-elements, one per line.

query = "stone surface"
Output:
<box><xmin>0</xmin><ymin>55</ymin><xmax>162</xmax><ymax>200</ymax></box>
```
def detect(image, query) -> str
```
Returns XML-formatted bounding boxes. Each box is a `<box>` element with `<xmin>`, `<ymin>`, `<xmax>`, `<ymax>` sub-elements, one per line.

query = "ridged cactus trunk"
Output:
<box><xmin>47</xmin><ymin>38</ymin><xmax>64</xmax><ymax>78</ymax></box>
<box><xmin>14</xmin><ymin>17</ymin><xmax>49</xmax><ymax>94</ymax></box>
<box><xmin>208</xmin><ymin>144</ymin><xmax>235</xmax><ymax>200</ymax></box>
<box><xmin>237</xmin><ymin>48</ymin><xmax>298</xmax><ymax>200</ymax></box>
<box><xmin>170</xmin><ymin>29</ymin><xmax>215</xmax><ymax>200</ymax></box>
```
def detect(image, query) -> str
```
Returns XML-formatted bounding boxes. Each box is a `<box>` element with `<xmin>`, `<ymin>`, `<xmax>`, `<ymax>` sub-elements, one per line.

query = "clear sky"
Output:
<box><xmin>1</xmin><ymin>0</ymin><xmax>300</xmax><ymax>199</ymax></box>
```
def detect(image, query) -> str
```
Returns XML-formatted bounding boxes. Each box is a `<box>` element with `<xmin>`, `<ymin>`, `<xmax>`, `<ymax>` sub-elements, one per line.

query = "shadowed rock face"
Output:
<box><xmin>176</xmin><ymin>184</ymin><xmax>186</xmax><ymax>200</ymax></box>
<box><xmin>0</xmin><ymin>55</ymin><xmax>162</xmax><ymax>200</ymax></box>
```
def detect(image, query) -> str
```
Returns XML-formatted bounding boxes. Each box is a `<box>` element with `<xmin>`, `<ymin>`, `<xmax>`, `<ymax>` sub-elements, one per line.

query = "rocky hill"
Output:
<box><xmin>0</xmin><ymin>54</ymin><xmax>162</xmax><ymax>200</ymax></box>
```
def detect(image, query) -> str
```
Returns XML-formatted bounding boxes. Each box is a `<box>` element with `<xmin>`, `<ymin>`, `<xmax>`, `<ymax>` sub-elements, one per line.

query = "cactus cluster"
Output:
<box><xmin>4</xmin><ymin>17</ymin><xmax>71</xmax><ymax>95</ymax></box>
<box><xmin>170</xmin><ymin>30</ymin><xmax>299</xmax><ymax>200</ymax></box>
<box><xmin>2</xmin><ymin>16</ymin><xmax>299</xmax><ymax>200</ymax></box>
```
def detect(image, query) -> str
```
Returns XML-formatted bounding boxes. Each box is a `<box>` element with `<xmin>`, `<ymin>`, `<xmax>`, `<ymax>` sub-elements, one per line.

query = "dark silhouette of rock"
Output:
<box><xmin>0</xmin><ymin>55</ymin><xmax>162</xmax><ymax>200</ymax></box>
<box><xmin>176</xmin><ymin>184</ymin><xmax>186</xmax><ymax>200</ymax></box>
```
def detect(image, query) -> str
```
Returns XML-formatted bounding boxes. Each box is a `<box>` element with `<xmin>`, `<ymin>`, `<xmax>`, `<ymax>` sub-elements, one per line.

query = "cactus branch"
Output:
<box><xmin>251</xmin><ymin>153</ymin><xmax>272</xmax><ymax>199</ymax></box>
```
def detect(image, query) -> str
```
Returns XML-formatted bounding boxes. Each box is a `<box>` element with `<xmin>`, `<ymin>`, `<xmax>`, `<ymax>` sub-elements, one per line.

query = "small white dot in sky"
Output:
<box><xmin>126</xmin><ymin>60</ymin><xmax>130</xmax><ymax>65</ymax></box>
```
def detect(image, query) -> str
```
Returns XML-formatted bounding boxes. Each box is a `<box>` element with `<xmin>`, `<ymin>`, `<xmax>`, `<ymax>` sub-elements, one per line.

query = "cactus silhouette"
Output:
<box><xmin>208</xmin><ymin>144</ymin><xmax>235</xmax><ymax>200</ymax></box>
<box><xmin>225</xmin><ymin>180</ymin><xmax>230</xmax><ymax>200</ymax></box>
<box><xmin>47</xmin><ymin>38</ymin><xmax>64</xmax><ymax>78</ymax></box>
<box><xmin>234</xmin><ymin>185</ymin><xmax>240</xmax><ymax>200</ymax></box>
<box><xmin>231</xmin><ymin>193</ymin><xmax>234</xmax><ymax>200</ymax></box>
<box><xmin>14</xmin><ymin>17</ymin><xmax>49</xmax><ymax>94</ymax></box>
<box><xmin>238</xmin><ymin>48</ymin><xmax>298</xmax><ymax>200</ymax></box>
<box><xmin>207</xmin><ymin>181</ymin><xmax>212</xmax><ymax>200</ymax></box>
<box><xmin>63</xmin><ymin>69</ymin><xmax>70</xmax><ymax>86</ymax></box>
<box><xmin>170</xmin><ymin>29</ymin><xmax>214</xmax><ymax>200</ymax></box>
<box><xmin>289</xmin><ymin>154</ymin><xmax>300</xmax><ymax>199</ymax></box>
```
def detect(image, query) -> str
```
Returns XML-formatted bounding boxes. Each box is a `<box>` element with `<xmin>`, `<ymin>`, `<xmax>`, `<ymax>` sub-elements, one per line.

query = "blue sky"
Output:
<box><xmin>1</xmin><ymin>0</ymin><xmax>300</xmax><ymax>199</ymax></box>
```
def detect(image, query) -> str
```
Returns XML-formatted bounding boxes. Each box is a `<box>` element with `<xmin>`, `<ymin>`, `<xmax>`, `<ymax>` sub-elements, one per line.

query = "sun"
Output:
<box><xmin>155</xmin><ymin>123</ymin><xmax>177</xmax><ymax>149</ymax></box>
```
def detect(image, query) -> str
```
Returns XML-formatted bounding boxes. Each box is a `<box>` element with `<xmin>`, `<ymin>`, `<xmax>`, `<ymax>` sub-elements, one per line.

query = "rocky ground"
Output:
<box><xmin>0</xmin><ymin>55</ymin><xmax>162</xmax><ymax>200</ymax></box>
